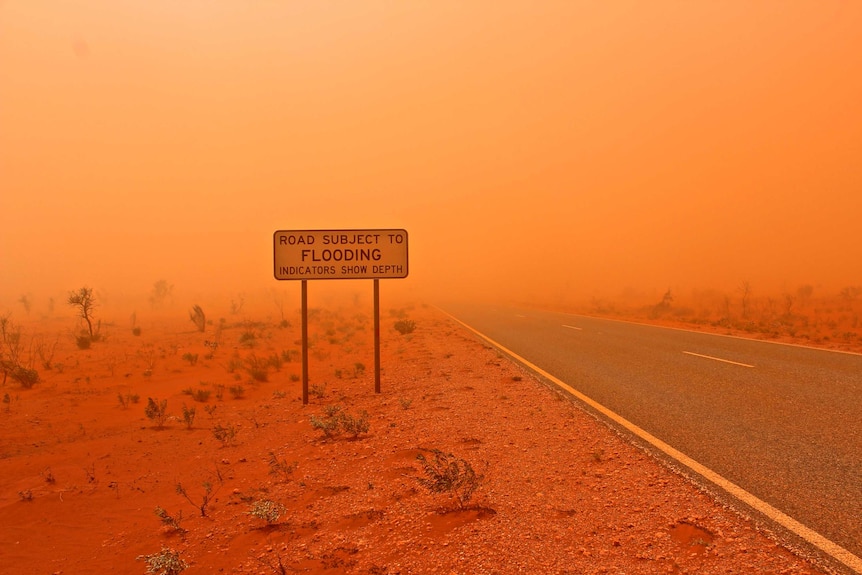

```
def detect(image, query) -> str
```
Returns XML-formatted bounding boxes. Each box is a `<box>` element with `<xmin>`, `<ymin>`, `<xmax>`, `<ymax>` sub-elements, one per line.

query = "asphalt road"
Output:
<box><xmin>443</xmin><ymin>303</ymin><xmax>862</xmax><ymax>568</ymax></box>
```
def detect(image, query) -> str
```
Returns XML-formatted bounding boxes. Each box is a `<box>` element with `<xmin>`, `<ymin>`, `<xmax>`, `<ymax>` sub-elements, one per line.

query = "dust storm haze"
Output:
<box><xmin>2</xmin><ymin>2</ymin><xmax>861</xmax><ymax>315</ymax></box>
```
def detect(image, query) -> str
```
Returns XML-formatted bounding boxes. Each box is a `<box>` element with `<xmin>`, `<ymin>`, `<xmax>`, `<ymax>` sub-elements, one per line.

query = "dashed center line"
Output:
<box><xmin>683</xmin><ymin>351</ymin><xmax>754</xmax><ymax>368</ymax></box>
<box><xmin>562</xmin><ymin>324</ymin><xmax>582</xmax><ymax>330</ymax></box>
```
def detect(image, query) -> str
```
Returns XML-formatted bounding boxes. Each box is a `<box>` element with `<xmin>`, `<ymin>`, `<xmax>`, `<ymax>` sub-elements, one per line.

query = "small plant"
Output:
<box><xmin>244</xmin><ymin>355</ymin><xmax>269</xmax><ymax>382</ymax></box>
<box><xmin>229</xmin><ymin>385</ymin><xmax>245</xmax><ymax>399</ymax></box>
<box><xmin>268</xmin><ymin>451</ymin><xmax>297</xmax><ymax>482</ymax></box>
<box><xmin>34</xmin><ymin>335</ymin><xmax>59</xmax><ymax>370</ymax></box>
<box><xmin>176</xmin><ymin>475</ymin><xmax>222</xmax><ymax>517</ymax></box>
<box><xmin>212</xmin><ymin>423</ymin><xmax>237</xmax><ymax>446</ymax></box>
<box><xmin>181</xmin><ymin>403</ymin><xmax>196</xmax><ymax>429</ymax></box>
<box><xmin>266</xmin><ymin>353</ymin><xmax>283</xmax><ymax>371</ymax></box>
<box><xmin>203</xmin><ymin>404</ymin><xmax>218</xmax><ymax>419</ymax></box>
<box><xmin>341</xmin><ymin>410</ymin><xmax>370</xmax><ymax>437</ymax></box>
<box><xmin>75</xmin><ymin>334</ymin><xmax>91</xmax><ymax>349</ymax></box>
<box><xmin>393</xmin><ymin>319</ymin><xmax>416</xmax><ymax>335</ymax></box>
<box><xmin>154</xmin><ymin>506</ymin><xmax>186</xmax><ymax>533</ymax></box>
<box><xmin>415</xmin><ymin>449</ymin><xmax>483</xmax><ymax>508</ymax></box>
<box><xmin>18</xmin><ymin>489</ymin><xmax>33</xmax><ymax>501</ymax></box>
<box><xmin>246</xmin><ymin>499</ymin><xmax>286</xmax><ymax>524</ymax></box>
<box><xmin>181</xmin><ymin>352</ymin><xmax>198</xmax><ymax>366</ymax></box>
<box><xmin>226</xmin><ymin>357</ymin><xmax>244</xmax><ymax>373</ymax></box>
<box><xmin>182</xmin><ymin>387</ymin><xmax>211</xmax><ymax>402</ymax></box>
<box><xmin>309</xmin><ymin>382</ymin><xmax>327</xmax><ymax>399</ymax></box>
<box><xmin>189</xmin><ymin>305</ymin><xmax>206</xmax><ymax>333</ymax></box>
<box><xmin>10</xmin><ymin>365</ymin><xmax>39</xmax><ymax>389</ymax></box>
<box><xmin>137</xmin><ymin>546</ymin><xmax>189</xmax><ymax>575</ymax></box>
<box><xmin>309</xmin><ymin>405</ymin><xmax>369</xmax><ymax>439</ymax></box>
<box><xmin>352</xmin><ymin>362</ymin><xmax>366</xmax><ymax>378</ymax></box>
<box><xmin>145</xmin><ymin>397</ymin><xmax>169</xmax><ymax>428</ymax></box>
<box><xmin>399</xmin><ymin>397</ymin><xmax>413</xmax><ymax>410</ymax></box>
<box><xmin>239</xmin><ymin>329</ymin><xmax>257</xmax><ymax>348</ymax></box>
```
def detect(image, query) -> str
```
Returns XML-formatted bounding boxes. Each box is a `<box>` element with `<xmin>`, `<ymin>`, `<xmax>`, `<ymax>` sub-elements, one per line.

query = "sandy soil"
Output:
<box><xmin>0</xmin><ymin>304</ymin><xmax>839</xmax><ymax>574</ymax></box>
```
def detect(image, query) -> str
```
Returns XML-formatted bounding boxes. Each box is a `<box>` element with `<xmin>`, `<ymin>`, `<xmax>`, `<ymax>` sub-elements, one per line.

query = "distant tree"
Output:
<box><xmin>68</xmin><ymin>287</ymin><xmax>99</xmax><ymax>341</ymax></box>
<box><xmin>650</xmin><ymin>289</ymin><xmax>673</xmax><ymax>317</ymax></box>
<box><xmin>189</xmin><ymin>305</ymin><xmax>206</xmax><ymax>333</ymax></box>
<box><xmin>796</xmin><ymin>284</ymin><xmax>813</xmax><ymax>308</ymax></box>
<box><xmin>839</xmin><ymin>285</ymin><xmax>862</xmax><ymax>302</ymax></box>
<box><xmin>18</xmin><ymin>295</ymin><xmax>31</xmax><ymax>315</ymax></box>
<box><xmin>783</xmin><ymin>293</ymin><xmax>795</xmax><ymax>317</ymax></box>
<box><xmin>149</xmin><ymin>280</ymin><xmax>174</xmax><ymax>309</ymax></box>
<box><xmin>738</xmin><ymin>281</ymin><xmax>752</xmax><ymax>319</ymax></box>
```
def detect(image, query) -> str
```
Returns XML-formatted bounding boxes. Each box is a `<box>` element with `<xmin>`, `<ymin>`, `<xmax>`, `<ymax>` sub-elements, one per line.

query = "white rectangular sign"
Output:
<box><xmin>273</xmin><ymin>229</ymin><xmax>409</xmax><ymax>280</ymax></box>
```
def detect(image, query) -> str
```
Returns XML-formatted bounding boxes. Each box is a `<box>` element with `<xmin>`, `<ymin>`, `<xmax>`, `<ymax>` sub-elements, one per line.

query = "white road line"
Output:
<box><xmin>683</xmin><ymin>351</ymin><xmax>755</xmax><ymax>368</ymax></box>
<box><xmin>562</xmin><ymin>324</ymin><xmax>582</xmax><ymax>330</ymax></box>
<box><xmin>440</xmin><ymin>310</ymin><xmax>862</xmax><ymax>575</ymax></box>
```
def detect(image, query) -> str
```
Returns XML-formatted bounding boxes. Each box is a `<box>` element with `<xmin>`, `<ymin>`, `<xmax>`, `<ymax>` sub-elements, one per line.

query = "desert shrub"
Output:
<box><xmin>310</xmin><ymin>405</ymin><xmax>369</xmax><ymax>439</ymax></box>
<box><xmin>340</xmin><ymin>410</ymin><xmax>370</xmax><ymax>437</ymax></box>
<box><xmin>246</xmin><ymin>499</ymin><xmax>286</xmax><ymax>524</ymax></box>
<box><xmin>176</xmin><ymin>476</ymin><xmax>222</xmax><ymax>517</ymax></box>
<box><xmin>145</xmin><ymin>397</ymin><xmax>169</xmax><ymax>428</ymax></box>
<box><xmin>226</xmin><ymin>357</ymin><xmax>244</xmax><ymax>373</ymax></box>
<box><xmin>244</xmin><ymin>355</ymin><xmax>269</xmax><ymax>382</ymax></box>
<box><xmin>75</xmin><ymin>334</ymin><xmax>91</xmax><ymax>350</ymax></box>
<box><xmin>415</xmin><ymin>449</ymin><xmax>483</xmax><ymax>508</ymax></box>
<box><xmin>10</xmin><ymin>365</ymin><xmax>39</xmax><ymax>389</ymax></box>
<box><xmin>153</xmin><ymin>506</ymin><xmax>185</xmax><ymax>533</ymax></box>
<box><xmin>229</xmin><ymin>385</ymin><xmax>245</xmax><ymax>399</ymax></box>
<box><xmin>137</xmin><ymin>546</ymin><xmax>188</xmax><ymax>575</ymax></box>
<box><xmin>393</xmin><ymin>319</ymin><xmax>416</xmax><ymax>335</ymax></box>
<box><xmin>309</xmin><ymin>382</ymin><xmax>326</xmax><ymax>399</ymax></box>
<box><xmin>181</xmin><ymin>352</ymin><xmax>198</xmax><ymax>366</ymax></box>
<box><xmin>266</xmin><ymin>353</ymin><xmax>283</xmax><ymax>371</ymax></box>
<box><xmin>309</xmin><ymin>405</ymin><xmax>342</xmax><ymax>438</ymax></box>
<box><xmin>182</xmin><ymin>387</ymin><xmax>211</xmax><ymax>402</ymax></box>
<box><xmin>212</xmin><ymin>423</ymin><xmax>237</xmax><ymax>446</ymax></box>
<box><xmin>33</xmin><ymin>335</ymin><xmax>59</xmax><ymax>370</ymax></box>
<box><xmin>239</xmin><ymin>329</ymin><xmax>257</xmax><ymax>348</ymax></box>
<box><xmin>181</xmin><ymin>404</ymin><xmax>196</xmax><ymax>429</ymax></box>
<box><xmin>280</xmin><ymin>349</ymin><xmax>299</xmax><ymax>363</ymax></box>
<box><xmin>189</xmin><ymin>305</ymin><xmax>206</xmax><ymax>333</ymax></box>
<box><xmin>268</xmin><ymin>451</ymin><xmax>297</xmax><ymax>481</ymax></box>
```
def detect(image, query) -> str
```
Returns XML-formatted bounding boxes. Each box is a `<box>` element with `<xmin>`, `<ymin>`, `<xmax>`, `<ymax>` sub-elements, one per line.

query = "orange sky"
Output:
<box><xmin>2</xmin><ymin>1</ymin><xmax>861</xmax><ymax>310</ymax></box>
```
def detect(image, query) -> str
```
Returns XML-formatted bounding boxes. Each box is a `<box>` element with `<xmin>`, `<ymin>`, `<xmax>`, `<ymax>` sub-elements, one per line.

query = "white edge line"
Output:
<box><xmin>683</xmin><ymin>351</ymin><xmax>755</xmax><ymax>368</ymax></box>
<box><xmin>562</xmin><ymin>324</ymin><xmax>582</xmax><ymax>330</ymax></box>
<box><xmin>439</xmin><ymin>309</ymin><xmax>862</xmax><ymax>575</ymax></box>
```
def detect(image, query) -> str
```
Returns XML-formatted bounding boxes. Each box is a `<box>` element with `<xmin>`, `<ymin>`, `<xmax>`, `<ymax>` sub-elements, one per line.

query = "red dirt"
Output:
<box><xmin>0</xmin><ymin>304</ymin><xmax>836</xmax><ymax>574</ymax></box>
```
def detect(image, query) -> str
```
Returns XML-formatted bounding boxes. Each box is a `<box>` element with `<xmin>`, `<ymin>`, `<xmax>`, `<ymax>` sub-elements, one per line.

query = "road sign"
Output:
<box><xmin>273</xmin><ymin>229</ymin><xmax>408</xmax><ymax>280</ymax></box>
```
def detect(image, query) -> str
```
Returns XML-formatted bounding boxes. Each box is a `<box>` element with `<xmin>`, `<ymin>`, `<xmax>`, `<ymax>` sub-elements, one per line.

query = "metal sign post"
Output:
<box><xmin>273</xmin><ymin>229</ymin><xmax>408</xmax><ymax>404</ymax></box>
